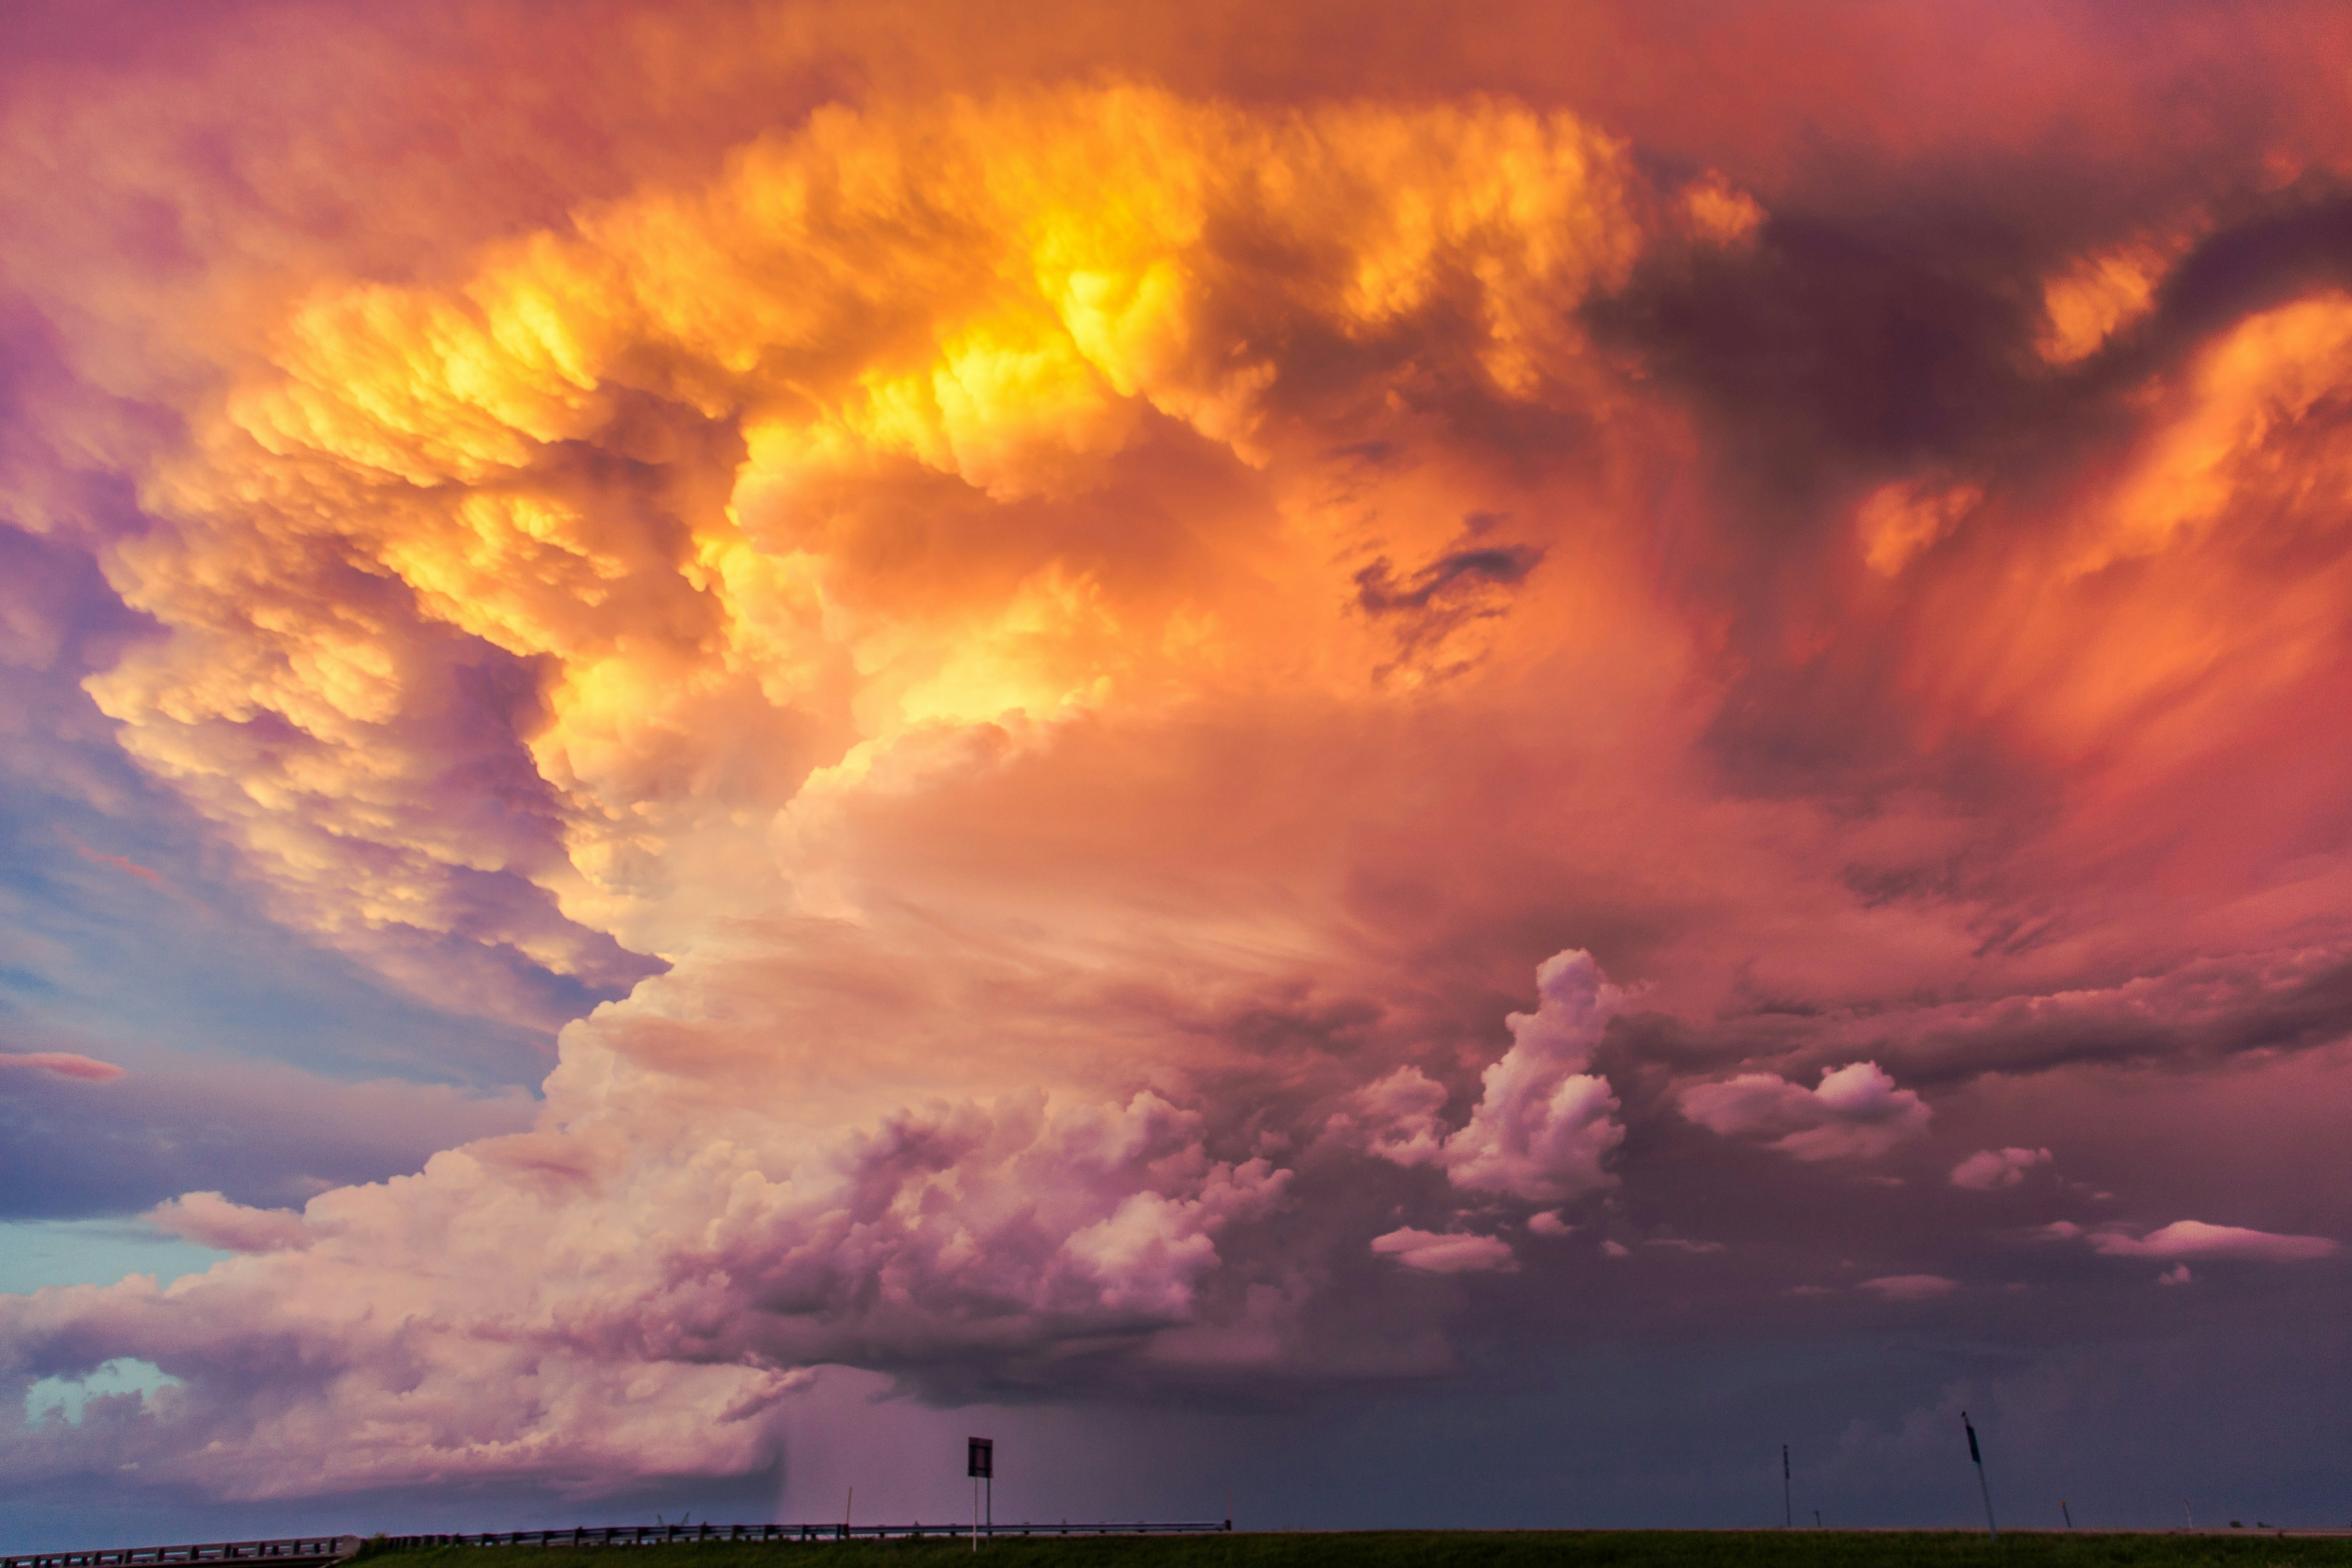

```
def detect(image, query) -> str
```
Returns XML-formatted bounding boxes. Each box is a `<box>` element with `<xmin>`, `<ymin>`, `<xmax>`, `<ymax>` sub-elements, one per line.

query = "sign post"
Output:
<box><xmin>968</xmin><ymin>1437</ymin><xmax>994</xmax><ymax>1551</ymax></box>
<box><xmin>1782</xmin><ymin>1445</ymin><xmax>1791</xmax><ymax>1529</ymax></box>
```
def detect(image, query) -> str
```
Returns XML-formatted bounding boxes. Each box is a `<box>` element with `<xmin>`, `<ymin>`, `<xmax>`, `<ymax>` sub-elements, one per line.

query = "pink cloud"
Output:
<box><xmin>1950</xmin><ymin>1147</ymin><xmax>2053</xmax><ymax>1190</ymax></box>
<box><xmin>1371</xmin><ymin>1229</ymin><xmax>1517</xmax><ymax>1274</ymax></box>
<box><xmin>0</xmin><ymin>1069</ymin><xmax>1297</xmax><ymax>1496</ymax></box>
<box><xmin>2087</xmin><ymin>1221</ymin><xmax>2337</xmax><ymax>1262</ymax></box>
<box><xmin>1350</xmin><ymin>949</ymin><xmax>1626</xmax><ymax>1205</ymax></box>
<box><xmin>1677</xmin><ymin>1061</ymin><xmax>1930</xmax><ymax>1161</ymax></box>
<box><xmin>59</xmin><ymin>828</ymin><xmax>165</xmax><ymax>884</ymax></box>
<box><xmin>0</xmin><ymin>1050</ymin><xmax>126</xmax><ymax>1082</ymax></box>
<box><xmin>1860</xmin><ymin>1274</ymin><xmax>1958</xmax><ymax>1302</ymax></box>
<box><xmin>146</xmin><ymin>1194</ymin><xmax>312</xmax><ymax>1255</ymax></box>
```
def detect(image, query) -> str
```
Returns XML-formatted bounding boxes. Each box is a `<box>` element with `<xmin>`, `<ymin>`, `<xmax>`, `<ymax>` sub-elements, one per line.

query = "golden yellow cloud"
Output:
<box><xmin>65</xmin><ymin>84</ymin><xmax>1746</xmax><ymax>984</ymax></box>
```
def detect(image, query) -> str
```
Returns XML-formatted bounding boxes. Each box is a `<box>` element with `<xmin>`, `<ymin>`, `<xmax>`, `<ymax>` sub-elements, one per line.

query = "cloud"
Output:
<box><xmin>1343</xmin><ymin>1065</ymin><xmax>1449</xmax><ymax>1169</ymax></box>
<box><xmin>7</xmin><ymin>0</ymin><xmax>2352</xmax><ymax>1516</ymax></box>
<box><xmin>1949</xmin><ymin>1147</ymin><xmax>2053</xmax><ymax>1190</ymax></box>
<box><xmin>1677</xmin><ymin>1061</ymin><xmax>1931</xmax><ymax>1162</ymax></box>
<box><xmin>1350</xmin><ymin>950</ymin><xmax>1626</xmax><ymax>1205</ymax></box>
<box><xmin>0</xmin><ymin>1051</ymin><xmax>124</xmax><ymax>1084</ymax></box>
<box><xmin>144</xmin><ymin>1195</ymin><xmax>309</xmax><ymax>1256</ymax></box>
<box><xmin>1860</xmin><ymin>1275</ymin><xmax>1958</xmax><ymax>1302</ymax></box>
<box><xmin>1370</xmin><ymin>1228</ymin><xmax>1517</xmax><ymax>1275</ymax></box>
<box><xmin>2087</xmin><ymin>1221</ymin><xmax>2337</xmax><ymax>1263</ymax></box>
<box><xmin>58</xmin><ymin>829</ymin><xmax>163</xmax><ymax>885</ymax></box>
<box><xmin>0</xmin><ymin>1056</ymin><xmax>537</xmax><ymax>1220</ymax></box>
<box><xmin>0</xmin><ymin>1066</ymin><xmax>1295</xmax><ymax>1497</ymax></box>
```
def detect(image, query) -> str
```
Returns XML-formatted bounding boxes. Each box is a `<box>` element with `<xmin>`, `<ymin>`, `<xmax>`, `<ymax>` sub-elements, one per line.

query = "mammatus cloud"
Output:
<box><xmin>1675</xmin><ymin>1063</ymin><xmax>1930</xmax><ymax>1162</ymax></box>
<box><xmin>1949</xmin><ymin>1147</ymin><xmax>2051</xmax><ymax>1190</ymax></box>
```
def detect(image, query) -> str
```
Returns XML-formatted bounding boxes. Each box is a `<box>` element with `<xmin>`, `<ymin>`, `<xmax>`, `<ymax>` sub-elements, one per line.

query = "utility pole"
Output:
<box><xmin>1782</xmin><ymin>1445</ymin><xmax>1792</xmax><ymax>1529</ymax></box>
<box><xmin>1962</xmin><ymin>1412</ymin><xmax>1996</xmax><ymax>1540</ymax></box>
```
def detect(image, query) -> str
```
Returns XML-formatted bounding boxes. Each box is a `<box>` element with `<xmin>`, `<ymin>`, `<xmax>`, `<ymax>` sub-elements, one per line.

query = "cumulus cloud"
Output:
<box><xmin>1344</xmin><ymin>1066</ymin><xmax>1450</xmax><ymax>1169</ymax></box>
<box><xmin>1677</xmin><ymin>1062</ymin><xmax>1931</xmax><ymax>1162</ymax></box>
<box><xmin>1370</xmin><ymin>1228</ymin><xmax>1517</xmax><ymax>1274</ymax></box>
<box><xmin>1949</xmin><ymin>1147</ymin><xmax>2053</xmax><ymax>1190</ymax></box>
<box><xmin>1860</xmin><ymin>1275</ymin><xmax>1958</xmax><ymax>1302</ymax></box>
<box><xmin>2087</xmin><ymin>1221</ymin><xmax>2337</xmax><ymax>1263</ymax></box>
<box><xmin>0</xmin><ymin>1066</ymin><xmax>1293</xmax><ymax>1496</ymax></box>
<box><xmin>1349</xmin><ymin>951</ymin><xmax>1626</xmax><ymax>1205</ymax></box>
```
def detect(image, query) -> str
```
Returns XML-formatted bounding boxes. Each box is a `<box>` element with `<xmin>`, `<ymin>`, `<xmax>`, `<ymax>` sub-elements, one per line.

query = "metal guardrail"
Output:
<box><xmin>378</xmin><ymin>1523</ymin><xmax>1231</xmax><ymax>1546</ymax></box>
<box><xmin>3</xmin><ymin>1539</ymin><xmax>359</xmax><ymax>1568</ymax></box>
<box><xmin>5</xmin><ymin>1523</ymin><xmax>1231</xmax><ymax>1566</ymax></box>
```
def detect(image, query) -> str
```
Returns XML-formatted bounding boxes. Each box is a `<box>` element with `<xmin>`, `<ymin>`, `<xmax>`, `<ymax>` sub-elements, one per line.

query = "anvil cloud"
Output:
<box><xmin>3</xmin><ymin>0</ymin><xmax>2351</xmax><ymax>1534</ymax></box>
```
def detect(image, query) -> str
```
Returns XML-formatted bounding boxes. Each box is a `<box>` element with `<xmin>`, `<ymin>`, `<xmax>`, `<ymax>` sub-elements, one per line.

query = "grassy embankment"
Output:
<box><xmin>363</xmin><ymin>1532</ymin><xmax>2352</xmax><ymax>1568</ymax></box>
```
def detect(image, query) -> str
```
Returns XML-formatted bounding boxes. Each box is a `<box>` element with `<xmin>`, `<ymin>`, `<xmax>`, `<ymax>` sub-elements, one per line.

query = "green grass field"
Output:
<box><xmin>363</xmin><ymin>1532</ymin><xmax>2352</xmax><ymax>1568</ymax></box>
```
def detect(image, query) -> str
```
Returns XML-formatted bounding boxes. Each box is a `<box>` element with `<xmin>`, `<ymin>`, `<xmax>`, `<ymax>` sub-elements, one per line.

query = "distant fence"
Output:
<box><xmin>3</xmin><ymin>1539</ymin><xmax>358</xmax><ymax>1568</ymax></box>
<box><xmin>378</xmin><ymin>1524</ymin><xmax>1232</xmax><ymax>1546</ymax></box>
<box><xmin>5</xmin><ymin>1523</ymin><xmax>1231</xmax><ymax>1566</ymax></box>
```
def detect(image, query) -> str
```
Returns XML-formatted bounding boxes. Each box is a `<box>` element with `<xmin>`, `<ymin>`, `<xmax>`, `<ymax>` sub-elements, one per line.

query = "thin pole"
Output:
<box><xmin>1962</xmin><ymin>1412</ymin><xmax>1996</xmax><ymax>1539</ymax></box>
<box><xmin>973</xmin><ymin>1478</ymin><xmax>980</xmax><ymax>1552</ymax></box>
<box><xmin>2062</xmin><ymin>1501</ymin><xmax>2072</xmax><ymax>1529</ymax></box>
<box><xmin>1782</xmin><ymin>1444</ymin><xmax>1792</xmax><ymax>1529</ymax></box>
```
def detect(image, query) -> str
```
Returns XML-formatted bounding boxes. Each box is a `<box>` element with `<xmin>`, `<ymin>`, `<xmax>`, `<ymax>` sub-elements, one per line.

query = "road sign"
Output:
<box><xmin>969</xmin><ymin>1437</ymin><xmax>993</xmax><ymax>1479</ymax></box>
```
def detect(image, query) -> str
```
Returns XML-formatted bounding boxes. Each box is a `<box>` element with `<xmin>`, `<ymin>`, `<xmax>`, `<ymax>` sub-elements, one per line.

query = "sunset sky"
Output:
<box><xmin>5</xmin><ymin>0</ymin><xmax>2352</xmax><ymax>1545</ymax></box>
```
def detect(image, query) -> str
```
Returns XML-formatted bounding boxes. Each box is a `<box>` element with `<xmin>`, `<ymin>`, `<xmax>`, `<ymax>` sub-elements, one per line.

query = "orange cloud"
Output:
<box><xmin>7</xmin><ymin>0</ymin><xmax>2352</xmax><ymax>1513</ymax></box>
<box><xmin>59</xmin><ymin>828</ymin><xmax>163</xmax><ymax>884</ymax></box>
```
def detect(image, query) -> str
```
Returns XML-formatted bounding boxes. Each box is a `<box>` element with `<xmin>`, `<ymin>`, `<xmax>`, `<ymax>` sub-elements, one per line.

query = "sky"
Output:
<box><xmin>4</xmin><ymin>0</ymin><xmax>2352</xmax><ymax>1546</ymax></box>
